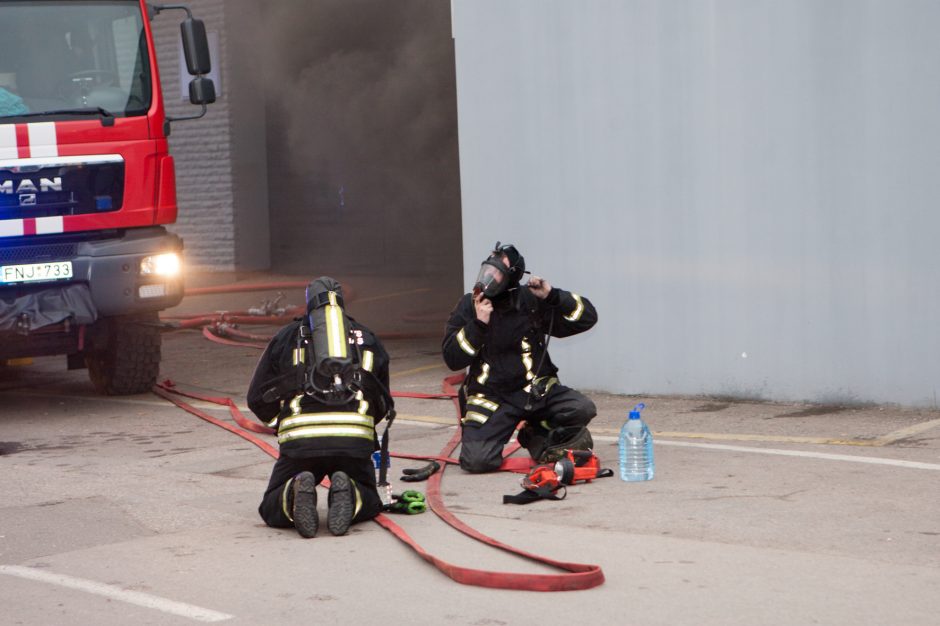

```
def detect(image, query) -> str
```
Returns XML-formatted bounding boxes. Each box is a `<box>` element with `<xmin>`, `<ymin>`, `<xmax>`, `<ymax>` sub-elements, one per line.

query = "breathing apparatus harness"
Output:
<box><xmin>260</xmin><ymin>278</ymin><xmax>397</xmax><ymax>495</ymax></box>
<box><xmin>296</xmin><ymin>286</ymin><xmax>367</xmax><ymax>406</ymax></box>
<box><xmin>523</xmin><ymin>291</ymin><xmax>555</xmax><ymax>412</ymax></box>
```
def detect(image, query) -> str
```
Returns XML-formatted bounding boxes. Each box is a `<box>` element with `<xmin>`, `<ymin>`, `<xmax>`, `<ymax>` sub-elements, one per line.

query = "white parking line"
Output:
<box><xmin>0</xmin><ymin>566</ymin><xmax>233</xmax><ymax>622</ymax></box>
<box><xmin>9</xmin><ymin>390</ymin><xmax>938</xmax><ymax>471</ymax></box>
<box><xmin>591</xmin><ymin>434</ymin><xmax>940</xmax><ymax>471</ymax></box>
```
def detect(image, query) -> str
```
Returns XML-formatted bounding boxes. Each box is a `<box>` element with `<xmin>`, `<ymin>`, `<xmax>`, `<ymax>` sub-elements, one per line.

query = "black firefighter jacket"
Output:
<box><xmin>442</xmin><ymin>286</ymin><xmax>597</xmax><ymax>405</ymax></box>
<box><xmin>247</xmin><ymin>318</ymin><xmax>391</xmax><ymax>459</ymax></box>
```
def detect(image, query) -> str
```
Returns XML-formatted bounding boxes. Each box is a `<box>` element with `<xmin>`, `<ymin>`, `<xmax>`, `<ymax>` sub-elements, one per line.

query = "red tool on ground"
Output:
<box><xmin>505</xmin><ymin>449</ymin><xmax>614</xmax><ymax>504</ymax></box>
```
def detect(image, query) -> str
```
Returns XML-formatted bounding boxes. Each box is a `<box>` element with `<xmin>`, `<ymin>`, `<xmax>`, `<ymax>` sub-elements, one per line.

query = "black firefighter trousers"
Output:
<box><xmin>459</xmin><ymin>383</ymin><xmax>596</xmax><ymax>473</ymax></box>
<box><xmin>258</xmin><ymin>454</ymin><xmax>383</xmax><ymax>530</ymax></box>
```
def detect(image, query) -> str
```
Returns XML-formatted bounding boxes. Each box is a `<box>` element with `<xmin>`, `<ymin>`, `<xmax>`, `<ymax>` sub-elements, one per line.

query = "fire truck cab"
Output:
<box><xmin>0</xmin><ymin>0</ymin><xmax>214</xmax><ymax>394</ymax></box>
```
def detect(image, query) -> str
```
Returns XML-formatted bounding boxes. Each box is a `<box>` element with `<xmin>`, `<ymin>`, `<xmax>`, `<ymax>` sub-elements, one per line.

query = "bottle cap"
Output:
<box><xmin>629</xmin><ymin>402</ymin><xmax>645</xmax><ymax>419</ymax></box>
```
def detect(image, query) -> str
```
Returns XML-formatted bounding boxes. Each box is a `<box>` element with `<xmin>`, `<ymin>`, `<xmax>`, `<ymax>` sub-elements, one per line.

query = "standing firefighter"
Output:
<box><xmin>442</xmin><ymin>242</ymin><xmax>599</xmax><ymax>473</ymax></box>
<box><xmin>248</xmin><ymin>277</ymin><xmax>392</xmax><ymax>538</ymax></box>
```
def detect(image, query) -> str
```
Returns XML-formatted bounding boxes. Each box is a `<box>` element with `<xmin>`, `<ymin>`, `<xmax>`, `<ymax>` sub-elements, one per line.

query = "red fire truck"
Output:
<box><xmin>0</xmin><ymin>1</ymin><xmax>215</xmax><ymax>393</ymax></box>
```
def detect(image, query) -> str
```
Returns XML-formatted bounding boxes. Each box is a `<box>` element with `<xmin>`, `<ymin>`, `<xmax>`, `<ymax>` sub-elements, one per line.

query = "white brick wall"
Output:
<box><xmin>152</xmin><ymin>0</ymin><xmax>236</xmax><ymax>271</ymax></box>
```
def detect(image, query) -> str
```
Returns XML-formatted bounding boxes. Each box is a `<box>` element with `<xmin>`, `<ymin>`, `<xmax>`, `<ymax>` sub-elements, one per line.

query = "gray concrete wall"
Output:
<box><xmin>451</xmin><ymin>0</ymin><xmax>940</xmax><ymax>406</ymax></box>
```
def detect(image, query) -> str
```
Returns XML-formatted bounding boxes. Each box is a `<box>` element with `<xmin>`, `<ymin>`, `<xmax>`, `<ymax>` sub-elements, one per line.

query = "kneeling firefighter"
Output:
<box><xmin>248</xmin><ymin>277</ymin><xmax>393</xmax><ymax>538</ymax></box>
<box><xmin>442</xmin><ymin>242</ymin><xmax>599</xmax><ymax>473</ymax></box>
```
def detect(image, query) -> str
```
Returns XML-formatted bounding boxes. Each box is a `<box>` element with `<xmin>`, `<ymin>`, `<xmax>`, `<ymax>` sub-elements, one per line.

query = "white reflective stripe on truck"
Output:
<box><xmin>27</xmin><ymin>123</ymin><xmax>58</xmax><ymax>158</ymax></box>
<box><xmin>0</xmin><ymin>125</ymin><xmax>16</xmax><ymax>159</ymax></box>
<box><xmin>35</xmin><ymin>216</ymin><xmax>64</xmax><ymax>234</ymax></box>
<box><xmin>0</xmin><ymin>219</ymin><xmax>24</xmax><ymax>237</ymax></box>
<box><xmin>0</xmin><ymin>154</ymin><xmax>124</xmax><ymax>169</ymax></box>
<box><xmin>0</xmin><ymin>217</ymin><xmax>65</xmax><ymax>237</ymax></box>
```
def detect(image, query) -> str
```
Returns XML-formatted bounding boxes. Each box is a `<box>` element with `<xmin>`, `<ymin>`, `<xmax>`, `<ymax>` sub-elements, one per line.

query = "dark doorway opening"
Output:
<box><xmin>261</xmin><ymin>0</ymin><xmax>462</xmax><ymax>288</ymax></box>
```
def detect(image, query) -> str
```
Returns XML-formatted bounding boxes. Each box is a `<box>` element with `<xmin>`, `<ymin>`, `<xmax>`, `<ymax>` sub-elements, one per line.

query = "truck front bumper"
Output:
<box><xmin>0</xmin><ymin>226</ymin><xmax>184</xmax><ymax>331</ymax></box>
<box><xmin>79</xmin><ymin>227</ymin><xmax>185</xmax><ymax>317</ymax></box>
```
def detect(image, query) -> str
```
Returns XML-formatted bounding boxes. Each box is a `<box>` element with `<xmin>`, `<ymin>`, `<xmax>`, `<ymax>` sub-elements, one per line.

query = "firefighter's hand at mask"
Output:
<box><xmin>474</xmin><ymin>292</ymin><xmax>493</xmax><ymax>324</ymax></box>
<box><xmin>527</xmin><ymin>276</ymin><xmax>552</xmax><ymax>299</ymax></box>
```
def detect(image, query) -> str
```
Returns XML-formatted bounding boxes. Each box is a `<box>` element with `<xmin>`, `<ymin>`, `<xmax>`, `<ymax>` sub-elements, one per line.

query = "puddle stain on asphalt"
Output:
<box><xmin>0</xmin><ymin>441</ymin><xmax>25</xmax><ymax>455</ymax></box>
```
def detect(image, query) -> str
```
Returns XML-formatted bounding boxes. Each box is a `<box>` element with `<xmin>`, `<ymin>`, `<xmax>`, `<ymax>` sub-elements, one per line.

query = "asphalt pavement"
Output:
<box><xmin>1</xmin><ymin>272</ymin><xmax>938</xmax><ymax>625</ymax></box>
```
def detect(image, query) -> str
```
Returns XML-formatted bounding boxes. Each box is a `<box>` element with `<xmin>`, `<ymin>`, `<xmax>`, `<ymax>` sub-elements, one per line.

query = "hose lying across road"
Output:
<box><xmin>165</xmin><ymin>281</ymin><xmax>439</xmax><ymax>347</ymax></box>
<box><xmin>154</xmin><ymin>280</ymin><xmax>606</xmax><ymax>591</ymax></box>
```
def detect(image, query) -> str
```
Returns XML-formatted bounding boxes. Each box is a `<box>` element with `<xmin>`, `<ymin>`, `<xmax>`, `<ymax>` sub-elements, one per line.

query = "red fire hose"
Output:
<box><xmin>154</xmin><ymin>280</ymin><xmax>605</xmax><ymax>591</ymax></box>
<box><xmin>153</xmin><ymin>375</ymin><xmax>605</xmax><ymax>591</ymax></box>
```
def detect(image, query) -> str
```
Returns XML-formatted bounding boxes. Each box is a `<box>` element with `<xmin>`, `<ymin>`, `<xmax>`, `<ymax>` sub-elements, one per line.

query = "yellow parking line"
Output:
<box><xmin>874</xmin><ymin>417</ymin><xmax>940</xmax><ymax>446</ymax></box>
<box><xmin>393</xmin><ymin>416</ymin><xmax>906</xmax><ymax>448</ymax></box>
<box><xmin>356</xmin><ymin>287</ymin><xmax>431</xmax><ymax>304</ymax></box>
<box><xmin>589</xmin><ymin>428</ymin><xmax>881</xmax><ymax>447</ymax></box>
<box><xmin>395</xmin><ymin>363</ymin><xmax>448</xmax><ymax>378</ymax></box>
<box><xmin>654</xmin><ymin>431</ymin><xmax>878</xmax><ymax>447</ymax></box>
<box><xmin>397</xmin><ymin>413</ymin><xmax>455</xmax><ymax>426</ymax></box>
<box><xmin>392</xmin><ymin>419</ymin><xmax>879</xmax><ymax>447</ymax></box>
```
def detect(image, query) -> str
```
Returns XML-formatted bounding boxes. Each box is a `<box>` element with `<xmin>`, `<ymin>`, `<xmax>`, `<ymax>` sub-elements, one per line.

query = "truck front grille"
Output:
<box><xmin>0</xmin><ymin>154</ymin><xmax>125</xmax><ymax>220</ymax></box>
<box><xmin>0</xmin><ymin>243</ymin><xmax>78</xmax><ymax>264</ymax></box>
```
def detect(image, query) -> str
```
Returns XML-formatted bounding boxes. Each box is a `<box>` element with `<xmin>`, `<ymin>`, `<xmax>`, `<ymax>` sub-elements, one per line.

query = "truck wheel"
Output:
<box><xmin>86</xmin><ymin>314</ymin><xmax>161</xmax><ymax>395</ymax></box>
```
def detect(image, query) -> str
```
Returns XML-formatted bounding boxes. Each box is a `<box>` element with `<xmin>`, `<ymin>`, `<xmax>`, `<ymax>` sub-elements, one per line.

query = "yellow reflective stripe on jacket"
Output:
<box><xmin>353</xmin><ymin>481</ymin><xmax>363</xmax><ymax>517</ymax></box>
<box><xmin>278</xmin><ymin>425</ymin><xmax>375</xmax><ymax>443</ymax></box>
<box><xmin>292</xmin><ymin>347</ymin><xmax>305</xmax><ymax>366</ymax></box>
<box><xmin>462</xmin><ymin>411</ymin><xmax>489</xmax><ymax>425</ymax></box>
<box><xmin>280</xmin><ymin>413</ymin><xmax>374</xmax><ymax>430</ymax></box>
<box><xmin>467</xmin><ymin>395</ymin><xmax>498</xmax><ymax>412</ymax></box>
<box><xmin>355</xmin><ymin>349</ymin><xmax>374</xmax><ymax>414</ymax></box>
<box><xmin>457</xmin><ymin>328</ymin><xmax>477</xmax><ymax>356</ymax></box>
<box><xmin>277</xmin><ymin>410</ymin><xmax>375</xmax><ymax>443</ymax></box>
<box><xmin>521</xmin><ymin>338</ymin><xmax>534</xmax><ymax>382</ymax></box>
<box><xmin>361</xmin><ymin>349</ymin><xmax>374</xmax><ymax>372</ymax></box>
<box><xmin>355</xmin><ymin>390</ymin><xmax>370</xmax><ymax>415</ymax></box>
<box><xmin>564</xmin><ymin>294</ymin><xmax>585</xmax><ymax>322</ymax></box>
<box><xmin>282</xmin><ymin>475</ymin><xmax>295</xmax><ymax>521</ymax></box>
<box><xmin>476</xmin><ymin>362</ymin><xmax>490</xmax><ymax>384</ymax></box>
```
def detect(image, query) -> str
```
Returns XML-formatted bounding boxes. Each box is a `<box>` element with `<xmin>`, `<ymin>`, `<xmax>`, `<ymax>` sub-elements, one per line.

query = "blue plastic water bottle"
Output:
<box><xmin>619</xmin><ymin>403</ymin><xmax>654</xmax><ymax>481</ymax></box>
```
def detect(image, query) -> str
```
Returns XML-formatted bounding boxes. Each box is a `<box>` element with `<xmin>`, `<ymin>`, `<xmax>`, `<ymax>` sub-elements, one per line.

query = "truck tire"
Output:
<box><xmin>86</xmin><ymin>314</ymin><xmax>161</xmax><ymax>395</ymax></box>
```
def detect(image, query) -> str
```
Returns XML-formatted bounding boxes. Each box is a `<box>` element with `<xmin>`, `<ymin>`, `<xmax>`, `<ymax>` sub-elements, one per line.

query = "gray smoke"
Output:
<box><xmin>259</xmin><ymin>0</ymin><xmax>462</xmax><ymax>277</ymax></box>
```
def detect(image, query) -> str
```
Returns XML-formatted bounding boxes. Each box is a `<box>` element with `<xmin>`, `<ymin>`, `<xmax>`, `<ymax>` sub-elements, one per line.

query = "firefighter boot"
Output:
<box><xmin>521</xmin><ymin>424</ymin><xmax>594</xmax><ymax>463</ymax></box>
<box><xmin>327</xmin><ymin>471</ymin><xmax>356</xmax><ymax>536</ymax></box>
<box><xmin>517</xmin><ymin>423</ymin><xmax>550</xmax><ymax>462</ymax></box>
<box><xmin>291</xmin><ymin>471</ymin><xmax>319</xmax><ymax>538</ymax></box>
<box><xmin>540</xmin><ymin>426</ymin><xmax>594</xmax><ymax>463</ymax></box>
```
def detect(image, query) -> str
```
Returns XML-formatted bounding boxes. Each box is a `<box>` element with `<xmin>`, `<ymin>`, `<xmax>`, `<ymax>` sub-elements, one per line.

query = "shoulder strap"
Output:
<box><xmin>502</xmin><ymin>485</ymin><xmax>567</xmax><ymax>505</ymax></box>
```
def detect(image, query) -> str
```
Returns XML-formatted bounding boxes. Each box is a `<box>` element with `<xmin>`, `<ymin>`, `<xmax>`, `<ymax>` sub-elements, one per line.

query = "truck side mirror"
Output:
<box><xmin>180</xmin><ymin>17</ymin><xmax>211</xmax><ymax>76</ymax></box>
<box><xmin>188</xmin><ymin>76</ymin><xmax>216</xmax><ymax>106</ymax></box>
<box><xmin>155</xmin><ymin>5</ymin><xmax>215</xmax><ymax>133</ymax></box>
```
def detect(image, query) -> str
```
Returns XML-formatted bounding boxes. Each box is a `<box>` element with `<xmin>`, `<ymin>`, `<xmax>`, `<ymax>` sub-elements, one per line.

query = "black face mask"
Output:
<box><xmin>474</xmin><ymin>255</ymin><xmax>511</xmax><ymax>298</ymax></box>
<box><xmin>473</xmin><ymin>242</ymin><xmax>526</xmax><ymax>298</ymax></box>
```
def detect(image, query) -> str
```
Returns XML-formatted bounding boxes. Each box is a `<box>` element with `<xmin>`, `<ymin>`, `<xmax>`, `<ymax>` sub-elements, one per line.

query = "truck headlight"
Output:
<box><xmin>140</xmin><ymin>252</ymin><xmax>181</xmax><ymax>277</ymax></box>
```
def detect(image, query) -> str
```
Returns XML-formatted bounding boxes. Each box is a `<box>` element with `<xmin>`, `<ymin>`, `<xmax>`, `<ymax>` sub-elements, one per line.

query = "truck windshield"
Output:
<box><xmin>0</xmin><ymin>1</ymin><xmax>151</xmax><ymax>120</ymax></box>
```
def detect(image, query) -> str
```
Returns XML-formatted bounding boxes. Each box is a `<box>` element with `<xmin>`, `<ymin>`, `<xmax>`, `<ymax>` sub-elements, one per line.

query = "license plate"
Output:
<box><xmin>0</xmin><ymin>261</ymin><xmax>73</xmax><ymax>284</ymax></box>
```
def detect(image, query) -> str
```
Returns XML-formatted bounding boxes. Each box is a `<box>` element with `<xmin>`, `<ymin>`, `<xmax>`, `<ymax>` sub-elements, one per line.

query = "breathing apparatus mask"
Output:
<box><xmin>473</xmin><ymin>242</ymin><xmax>525</xmax><ymax>298</ymax></box>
